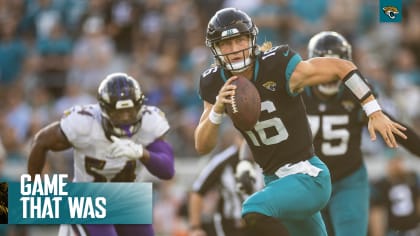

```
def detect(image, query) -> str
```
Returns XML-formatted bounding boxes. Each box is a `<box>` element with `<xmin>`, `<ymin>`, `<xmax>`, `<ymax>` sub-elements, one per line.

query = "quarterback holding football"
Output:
<box><xmin>194</xmin><ymin>8</ymin><xmax>407</xmax><ymax>236</ymax></box>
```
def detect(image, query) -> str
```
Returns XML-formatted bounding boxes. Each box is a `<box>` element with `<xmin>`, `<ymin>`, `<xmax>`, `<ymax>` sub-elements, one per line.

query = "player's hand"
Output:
<box><xmin>108</xmin><ymin>136</ymin><xmax>143</xmax><ymax>160</ymax></box>
<box><xmin>235</xmin><ymin>160</ymin><xmax>257</xmax><ymax>195</ymax></box>
<box><xmin>213</xmin><ymin>76</ymin><xmax>238</xmax><ymax>114</ymax></box>
<box><xmin>367</xmin><ymin>111</ymin><xmax>407</xmax><ymax>148</ymax></box>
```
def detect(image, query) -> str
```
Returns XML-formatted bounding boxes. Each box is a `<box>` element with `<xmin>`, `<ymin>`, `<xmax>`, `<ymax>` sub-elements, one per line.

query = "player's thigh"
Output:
<box><xmin>242</xmin><ymin>171</ymin><xmax>331</xmax><ymax>220</ymax></box>
<box><xmin>283</xmin><ymin>211</ymin><xmax>327</xmax><ymax>236</ymax></box>
<box><xmin>321</xmin><ymin>207</ymin><xmax>335</xmax><ymax>236</ymax></box>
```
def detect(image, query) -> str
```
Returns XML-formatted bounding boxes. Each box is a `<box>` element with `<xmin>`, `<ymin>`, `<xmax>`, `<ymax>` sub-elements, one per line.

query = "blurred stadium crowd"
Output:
<box><xmin>0</xmin><ymin>0</ymin><xmax>419</xmax><ymax>235</ymax></box>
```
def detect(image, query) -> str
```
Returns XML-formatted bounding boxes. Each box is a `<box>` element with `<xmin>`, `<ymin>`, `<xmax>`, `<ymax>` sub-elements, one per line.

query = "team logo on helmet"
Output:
<box><xmin>382</xmin><ymin>6</ymin><xmax>399</xmax><ymax>19</ymax></box>
<box><xmin>221</xmin><ymin>28</ymin><xmax>240</xmax><ymax>38</ymax></box>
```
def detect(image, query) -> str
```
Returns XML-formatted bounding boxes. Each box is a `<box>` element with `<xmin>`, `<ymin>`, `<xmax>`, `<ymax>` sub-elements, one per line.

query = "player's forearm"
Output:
<box><xmin>337</xmin><ymin>67</ymin><xmax>383</xmax><ymax>117</ymax></box>
<box><xmin>194</xmin><ymin>120</ymin><xmax>219</xmax><ymax>155</ymax></box>
<box><xmin>342</xmin><ymin>72</ymin><xmax>383</xmax><ymax>118</ymax></box>
<box><xmin>394</xmin><ymin>122</ymin><xmax>420</xmax><ymax>156</ymax></box>
<box><xmin>28</xmin><ymin>145</ymin><xmax>48</xmax><ymax>179</ymax></box>
<box><xmin>194</xmin><ymin>109</ymin><xmax>220</xmax><ymax>155</ymax></box>
<box><xmin>195</xmin><ymin>102</ymin><xmax>223</xmax><ymax>154</ymax></box>
<box><xmin>298</xmin><ymin>58</ymin><xmax>379</xmax><ymax>108</ymax></box>
<box><xmin>27</xmin><ymin>122</ymin><xmax>71</xmax><ymax>178</ymax></box>
<box><xmin>189</xmin><ymin>192</ymin><xmax>204</xmax><ymax>229</ymax></box>
<box><xmin>142</xmin><ymin>139</ymin><xmax>174</xmax><ymax>180</ymax></box>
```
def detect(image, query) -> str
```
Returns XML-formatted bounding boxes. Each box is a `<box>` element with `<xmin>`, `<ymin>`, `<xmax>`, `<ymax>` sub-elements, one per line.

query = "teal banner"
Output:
<box><xmin>379</xmin><ymin>0</ymin><xmax>402</xmax><ymax>23</ymax></box>
<box><xmin>8</xmin><ymin>175</ymin><xmax>152</xmax><ymax>224</ymax></box>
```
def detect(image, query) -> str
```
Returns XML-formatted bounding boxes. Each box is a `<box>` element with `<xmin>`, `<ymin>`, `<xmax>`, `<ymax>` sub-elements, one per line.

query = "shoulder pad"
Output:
<box><xmin>260</xmin><ymin>45</ymin><xmax>293</xmax><ymax>60</ymax></box>
<box><xmin>201</xmin><ymin>66</ymin><xmax>220</xmax><ymax>79</ymax></box>
<box><xmin>199</xmin><ymin>66</ymin><xmax>225</xmax><ymax>104</ymax></box>
<box><xmin>60</xmin><ymin>105</ymin><xmax>97</xmax><ymax>141</ymax></box>
<box><xmin>141</xmin><ymin>106</ymin><xmax>170</xmax><ymax>137</ymax></box>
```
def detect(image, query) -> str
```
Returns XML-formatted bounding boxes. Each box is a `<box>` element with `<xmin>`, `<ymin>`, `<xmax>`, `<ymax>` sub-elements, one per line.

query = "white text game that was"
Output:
<box><xmin>20</xmin><ymin>174</ymin><xmax>106</xmax><ymax>219</ymax></box>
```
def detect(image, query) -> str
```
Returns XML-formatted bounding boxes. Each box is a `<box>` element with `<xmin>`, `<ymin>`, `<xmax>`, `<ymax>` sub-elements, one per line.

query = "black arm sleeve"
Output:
<box><xmin>384</xmin><ymin>111</ymin><xmax>420</xmax><ymax>157</ymax></box>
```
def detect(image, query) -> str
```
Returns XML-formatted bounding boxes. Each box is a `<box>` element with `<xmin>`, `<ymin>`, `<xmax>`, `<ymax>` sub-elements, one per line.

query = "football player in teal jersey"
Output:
<box><xmin>194</xmin><ymin>8</ymin><xmax>407</xmax><ymax>236</ymax></box>
<box><xmin>303</xmin><ymin>31</ymin><xmax>420</xmax><ymax>236</ymax></box>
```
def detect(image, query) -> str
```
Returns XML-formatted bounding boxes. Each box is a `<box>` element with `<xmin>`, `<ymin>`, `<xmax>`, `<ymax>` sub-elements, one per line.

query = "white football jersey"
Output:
<box><xmin>60</xmin><ymin>104</ymin><xmax>170</xmax><ymax>182</ymax></box>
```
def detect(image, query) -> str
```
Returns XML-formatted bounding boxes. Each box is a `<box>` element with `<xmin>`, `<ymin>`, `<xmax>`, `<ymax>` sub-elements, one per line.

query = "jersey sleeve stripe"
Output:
<box><xmin>253</xmin><ymin>59</ymin><xmax>260</xmax><ymax>82</ymax></box>
<box><xmin>220</xmin><ymin>68</ymin><xmax>228</xmax><ymax>82</ymax></box>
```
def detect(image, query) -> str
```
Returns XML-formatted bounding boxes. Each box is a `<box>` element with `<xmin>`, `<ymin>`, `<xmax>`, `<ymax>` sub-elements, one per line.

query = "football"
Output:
<box><xmin>225</xmin><ymin>76</ymin><xmax>261</xmax><ymax>130</ymax></box>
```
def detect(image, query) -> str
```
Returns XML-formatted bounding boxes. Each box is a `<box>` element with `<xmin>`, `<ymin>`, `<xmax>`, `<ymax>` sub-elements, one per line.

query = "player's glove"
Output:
<box><xmin>108</xmin><ymin>136</ymin><xmax>143</xmax><ymax>160</ymax></box>
<box><xmin>235</xmin><ymin>160</ymin><xmax>257</xmax><ymax>195</ymax></box>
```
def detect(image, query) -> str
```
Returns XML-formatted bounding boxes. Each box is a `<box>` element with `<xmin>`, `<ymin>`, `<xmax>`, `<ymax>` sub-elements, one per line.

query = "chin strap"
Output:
<box><xmin>119</xmin><ymin>125</ymin><xmax>133</xmax><ymax>137</ymax></box>
<box><xmin>227</xmin><ymin>57</ymin><xmax>252</xmax><ymax>72</ymax></box>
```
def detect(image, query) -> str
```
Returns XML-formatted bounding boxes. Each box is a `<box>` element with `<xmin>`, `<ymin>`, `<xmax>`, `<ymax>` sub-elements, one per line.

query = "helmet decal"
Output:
<box><xmin>221</xmin><ymin>28</ymin><xmax>240</xmax><ymax>37</ymax></box>
<box><xmin>115</xmin><ymin>99</ymin><xmax>134</xmax><ymax>109</ymax></box>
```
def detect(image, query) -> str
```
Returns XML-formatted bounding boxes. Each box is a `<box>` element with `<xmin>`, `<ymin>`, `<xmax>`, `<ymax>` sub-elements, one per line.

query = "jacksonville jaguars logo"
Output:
<box><xmin>262</xmin><ymin>81</ymin><xmax>277</xmax><ymax>91</ymax></box>
<box><xmin>341</xmin><ymin>100</ymin><xmax>355</xmax><ymax>112</ymax></box>
<box><xmin>383</xmin><ymin>6</ymin><xmax>399</xmax><ymax>19</ymax></box>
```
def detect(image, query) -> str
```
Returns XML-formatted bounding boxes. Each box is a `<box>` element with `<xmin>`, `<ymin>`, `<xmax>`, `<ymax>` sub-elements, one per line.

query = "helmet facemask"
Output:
<box><xmin>210</xmin><ymin>36</ymin><xmax>256</xmax><ymax>73</ymax></box>
<box><xmin>317</xmin><ymin>80</ymin><xmax>342</xmax><ymax>96</ymax></box>
<box><xmin>100</xmin><ymin>99</ymin><xmax>144</xmax><ymax>137</ymax></box>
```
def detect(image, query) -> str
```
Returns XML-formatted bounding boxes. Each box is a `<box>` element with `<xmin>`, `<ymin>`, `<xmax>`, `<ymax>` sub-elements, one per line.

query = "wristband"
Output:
<box><xmin>208</xmin><ymin>108</ymin><xmax>223</xmax><ymax>125</ymax></box>
<box><xmin>343</xmin><ymin>70</ymin><xmax>372</xmax><ymax>101</ymax></box>
<box><xmin>363</xmin><ymin>99</ymin><xmax>382</xmax><ymax>116</ymax></box>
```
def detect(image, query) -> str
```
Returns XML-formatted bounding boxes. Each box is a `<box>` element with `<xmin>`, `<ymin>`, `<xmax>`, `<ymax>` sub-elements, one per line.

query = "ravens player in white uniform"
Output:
<box><xmin>28</xmin><ymin>73</ymin><xmax>174</xmax><ymax>236</ymax></box>
<box><xmin>303</xmin><ymin>31</ymin><xmax>420</xmax><ymax>236</ymax></box>
<box><xmin>194</xmin><ymin>8</ymin><xmax>407</xmax><ymax>236</ymax></box>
